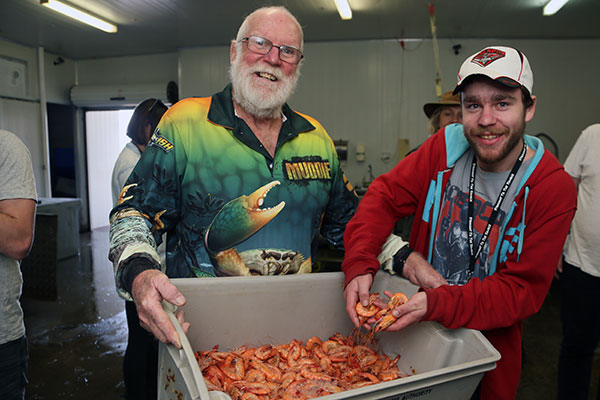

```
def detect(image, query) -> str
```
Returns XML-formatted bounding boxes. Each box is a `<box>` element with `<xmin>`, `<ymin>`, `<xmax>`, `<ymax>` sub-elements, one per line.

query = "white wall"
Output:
<box><xmin>0</xmin><ymin>98</ymin><xmax>46</xmax><ymax>196</ymax></box>
<box><xmin>76</xmin><ymin>53</ymin><xmax>178</xmax><ymax>86</ymax></box>
<box><xmin>176</xmin><ymin>38</ymin><xmax>600</xmax><ymax>185</ymax></box>
<box><xmin>1</xmin><ymin>37</ymin><xmax>599</xmax><ymax>206</ymax></box>
<box><xmin>0</xmin><ymin>39</ymin><xmax>50</xmax><ymax>196</ymax></box>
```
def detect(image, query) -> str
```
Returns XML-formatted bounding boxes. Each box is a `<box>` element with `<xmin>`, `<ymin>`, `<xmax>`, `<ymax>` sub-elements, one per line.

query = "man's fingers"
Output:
<box><xmin>344</xmin><ymin>288</ymin><xmax>360</xmax><ymax>327</ymax></box>
<box><xmin>156</xmin><ymin>276</ymin><xmax>186</xmax><ymax>307</ymax></box>
<box><xmin>131</xmin><ymin>270</ymin><xmax>186</xmax><ymax>348</ymax></box>
<box><xmin>137</xmin><ymin>309</ymin><xmax>168</xmax><ymax>343</ymax></box>
<box><xmin>153</xmin><ymin>309</ymin><xmax>181</xmax><ymax>348</ymax></box>
<box><xmin>357</xmin><ymin>275</ymin><xmax>373</xmax><ymax>306</ymax></box>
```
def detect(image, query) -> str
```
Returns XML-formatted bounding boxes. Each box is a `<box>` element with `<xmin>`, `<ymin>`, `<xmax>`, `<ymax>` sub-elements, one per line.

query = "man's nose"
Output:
<box><xmin>264</xmin><ymin>46</ymin><xmax>281</xmax><ymax>65</ymax></box>
<box><xmin>478</xmin><ymin>106</ymin><xmax>496</xmax><ymax>126</ymax></box>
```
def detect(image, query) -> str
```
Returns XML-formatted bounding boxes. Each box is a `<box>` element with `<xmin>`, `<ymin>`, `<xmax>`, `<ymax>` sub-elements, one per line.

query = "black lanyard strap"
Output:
<box><xmin>467</xmin><ymin>141</ymin><xmax>527</xmax><ymax>275</ymax></box>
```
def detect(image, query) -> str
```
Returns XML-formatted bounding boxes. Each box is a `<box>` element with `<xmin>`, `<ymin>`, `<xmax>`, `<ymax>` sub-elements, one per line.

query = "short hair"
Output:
<box><xmin>126</xmin><ymin>98</ymin><xmax>168</xmax><ymax>145</ymax></box>
<box><xmin>235</xmin><ymin>6</ymin><xmax>304</xmax><ymax>51</ymax></box>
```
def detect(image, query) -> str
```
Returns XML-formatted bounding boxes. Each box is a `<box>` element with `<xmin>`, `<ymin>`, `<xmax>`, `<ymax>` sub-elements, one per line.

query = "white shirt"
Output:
<box><xmin>111</xmin><ymin>141</ymin><xmax>142</xmax><ymax>205</ymax></box>
<box><xmin>563</xmin><ymin>123</ymin><xmax>600</xmax><ymax>278</ymax></box>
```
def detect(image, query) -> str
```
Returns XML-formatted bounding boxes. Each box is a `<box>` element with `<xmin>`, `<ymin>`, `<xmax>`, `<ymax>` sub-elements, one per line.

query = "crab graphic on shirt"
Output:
<box><xmin>204</xmin><ymin>180</ymin><xmax>311</xmax><ymax>276</ymax></box>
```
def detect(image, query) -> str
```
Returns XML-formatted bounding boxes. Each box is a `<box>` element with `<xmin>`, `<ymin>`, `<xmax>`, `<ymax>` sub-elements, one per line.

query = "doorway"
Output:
<box><xmin>85</xmin><ymin>109</ymin><xmax>134</xmax><ymax>230</ymax></box>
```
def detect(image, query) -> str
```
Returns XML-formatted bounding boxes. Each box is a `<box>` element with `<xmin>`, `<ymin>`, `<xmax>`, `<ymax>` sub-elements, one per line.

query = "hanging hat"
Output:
<box><xmin>423</xmin><ymin>90</ymin><xmax>461</xmax><ymax>119</ymax></box>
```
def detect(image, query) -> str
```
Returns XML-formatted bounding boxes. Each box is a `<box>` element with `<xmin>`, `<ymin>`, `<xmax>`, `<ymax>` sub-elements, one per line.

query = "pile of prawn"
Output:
<box><xmin>194</xmin><ymin>332</ymin><xmax>409</xmax><ymax>400</ymax></box>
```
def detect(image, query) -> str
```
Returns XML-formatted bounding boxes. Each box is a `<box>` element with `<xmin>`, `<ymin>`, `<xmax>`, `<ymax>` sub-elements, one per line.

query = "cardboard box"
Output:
<box><xmin>158</xmin><ymin>272</ymin><xmax>500</xmax><ymax>399</ymax></box>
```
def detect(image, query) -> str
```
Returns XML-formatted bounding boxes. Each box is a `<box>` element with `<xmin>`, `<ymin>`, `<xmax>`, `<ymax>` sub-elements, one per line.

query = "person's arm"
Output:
<box><xmin>555</xmin><ymin>176</ymin><xmax>579</xmax><ymax>277</ymax></box>
<box><xmin>108</xmin><ymin>112</ymin><xmax>186</xmax><ymax>347</ymax></box>
<box><xmin>422</xmin><ymin>169</ymin><xmax>576</xmax><ymax>331</ymax></box>
<box><xmin>0</xmin><ymin>198</ymin><xmax>36</xmax><ymax>259</ymax></box>
<box><xmin>342</xmin><ymin>132</ymin><xmax>443</xmax><ymax>287</ymax></box>
<box><xmin>0</xmin><ymin>132</ymin><xmax>37</xmax><ymax>260</ymax></box>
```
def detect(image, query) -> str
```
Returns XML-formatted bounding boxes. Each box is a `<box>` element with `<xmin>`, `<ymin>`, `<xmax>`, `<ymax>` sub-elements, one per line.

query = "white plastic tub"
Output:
<box><xmin>158</xmin><ymin>272</ymin><xmax>500</xmax><ymax>399</ymax></box>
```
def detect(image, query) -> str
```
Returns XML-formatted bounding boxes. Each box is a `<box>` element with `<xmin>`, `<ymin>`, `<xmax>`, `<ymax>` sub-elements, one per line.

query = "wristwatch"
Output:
<box><xmin>392</xmin><ymin>244</ymin><xmax>414</xmax><ymax>277</ymax></box>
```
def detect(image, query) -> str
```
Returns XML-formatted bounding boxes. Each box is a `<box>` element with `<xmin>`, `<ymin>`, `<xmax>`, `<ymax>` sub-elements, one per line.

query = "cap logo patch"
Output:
<box><xmin>471</xmin><ymin>48</ymin><xmax>506</xmax><ymax>67</ymax></box>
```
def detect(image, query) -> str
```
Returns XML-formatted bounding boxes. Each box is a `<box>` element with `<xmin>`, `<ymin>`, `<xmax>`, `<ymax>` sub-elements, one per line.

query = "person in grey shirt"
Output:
<box><xmin>0</xmin><ymin>129</ymin><xmax>37</xmax><ymax>400</ymax></box>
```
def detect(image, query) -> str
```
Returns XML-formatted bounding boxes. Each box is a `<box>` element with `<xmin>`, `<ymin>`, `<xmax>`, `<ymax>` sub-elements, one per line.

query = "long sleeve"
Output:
<box><xmin>423</xmin><ymin>162</ymin><xmax>576</xmax><ymax>330</ymax></box>
<box><xmin>109</xmin><ymin>113</ymin><xmax>183</xmax><ymax>299</ymax></box>
<box><xmin>342</xmin><ymin>132</ymin><xmax>446</xmax><ymax>286</ymax></box>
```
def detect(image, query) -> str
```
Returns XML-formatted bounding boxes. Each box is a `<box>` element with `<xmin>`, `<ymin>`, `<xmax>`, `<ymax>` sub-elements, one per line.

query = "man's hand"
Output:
<box><xmin>344</xmin><ymin>273</ymin><xmax>373</xmax><ymax>328</ymax></box>
<box><xmin>555</xmin><ymin>256</ymin><xmax>564</xmax><ymax>280</ymax></box>
<box><xmin>379</xmin><ymin>291</ymin><xmax>428</xmax><ymax>331</ymax></box>
<box><xmin>131</xmin><ymin>269</ymin><xmax>190</xmax><ymax>348</ymax></box>
<box><xmin>403</xmin><ymin>252</ymin><xmax>447</xmax><ymax>289</ymax></box>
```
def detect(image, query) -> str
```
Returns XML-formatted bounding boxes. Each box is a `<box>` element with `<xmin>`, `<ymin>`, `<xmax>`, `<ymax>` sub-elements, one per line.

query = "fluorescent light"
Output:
<box><xmin>543</xmin><ymin>0</ymin><xmax>570</xmax><ymax>16</ymax></box>
<box><xmin>41</xmin><ymin>0</ymin><xmax>118</xmax><ymax>33</ymax></box>
<box><xmin>334</xmin><ymin>0</ymin><xmax>352</xmax><ymax>20</ymax></box>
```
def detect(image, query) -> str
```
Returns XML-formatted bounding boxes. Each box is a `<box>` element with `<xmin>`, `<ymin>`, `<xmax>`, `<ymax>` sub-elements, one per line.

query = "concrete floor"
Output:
<box><xmin>20</xmin><ymin>227</ymin><xmax>599</xmax><ymax>399</ymax></box>
<box><xmin>22</xmin><ymin>227</ymin><xmax>126</xmax><ymax>399</ymax></box>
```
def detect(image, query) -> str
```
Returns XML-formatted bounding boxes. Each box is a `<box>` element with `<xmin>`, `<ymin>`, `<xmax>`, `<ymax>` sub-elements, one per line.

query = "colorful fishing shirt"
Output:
<box><xmin>109</xmin><ymin>85</ymin><xmax>358</xmax><ymax>297</ymax></box>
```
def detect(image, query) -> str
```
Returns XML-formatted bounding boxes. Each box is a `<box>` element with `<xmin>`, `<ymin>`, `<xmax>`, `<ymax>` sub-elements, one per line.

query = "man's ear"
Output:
<box><xmin>525</xmin><ymin>95</ymin><xmax>537</xmax><ymax>122</ymax></box>
<box><xmin>230</xmin><ymin>40</ymin><xmax>237</xmax><ymax>65</ymax></box>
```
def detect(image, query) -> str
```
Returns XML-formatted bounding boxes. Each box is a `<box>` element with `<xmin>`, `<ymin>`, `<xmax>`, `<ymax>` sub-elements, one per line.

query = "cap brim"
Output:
<box><xmin>455</xmin><ymin>74</ymin><xmax>522</xmax><ymax>94</ymax></box>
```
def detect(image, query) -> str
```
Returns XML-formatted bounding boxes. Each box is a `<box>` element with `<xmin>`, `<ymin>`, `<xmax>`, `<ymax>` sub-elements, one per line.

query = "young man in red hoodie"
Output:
<box><xmin>342</xmin><ymin>46</ymin><xmax>577</xmax><ymax>399</ymax></box>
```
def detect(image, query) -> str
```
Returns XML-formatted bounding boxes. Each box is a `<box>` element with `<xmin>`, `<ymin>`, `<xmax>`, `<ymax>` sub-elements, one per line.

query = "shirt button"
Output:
<box><xmin>269</xmin><ymin>163</ymin><xmax>273</xmax><ymax>168</ymax></box>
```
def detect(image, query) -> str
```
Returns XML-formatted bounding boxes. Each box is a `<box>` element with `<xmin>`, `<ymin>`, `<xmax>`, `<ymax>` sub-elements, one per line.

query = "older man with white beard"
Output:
<box><xmin>108</xmin><ymin>6</ymin><xmax>358</xmax><ymax>398</ymax></box>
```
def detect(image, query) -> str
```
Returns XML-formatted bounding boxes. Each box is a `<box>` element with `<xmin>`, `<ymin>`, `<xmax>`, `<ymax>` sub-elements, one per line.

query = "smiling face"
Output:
<box><xmin>461</xmin><ymin>78</ymin><xmax>536</xmax><ymax>172</ymax></box>
<box><xmin>229</xmin><ymin>8</ymin><xmax>303</xmax><ymax>119</ymax></box>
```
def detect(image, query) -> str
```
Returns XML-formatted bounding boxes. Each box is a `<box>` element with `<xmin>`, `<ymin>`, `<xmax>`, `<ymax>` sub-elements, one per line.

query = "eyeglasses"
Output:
<box><xmin>240</xmin><ymin>36</ymin><xmax>303</xmax><ymax>65</ymax></box>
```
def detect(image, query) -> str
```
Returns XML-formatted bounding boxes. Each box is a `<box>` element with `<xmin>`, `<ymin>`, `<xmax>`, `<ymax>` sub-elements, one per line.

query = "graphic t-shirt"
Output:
<box><xmin>432</xmin><ymin>148</ymin><xmax>531</xmax><ymax>284</ymax></box>
<box><xmin>109</xmin><ymin>85</ymin><xmax>358</xmax><ymax>288</ymax></box>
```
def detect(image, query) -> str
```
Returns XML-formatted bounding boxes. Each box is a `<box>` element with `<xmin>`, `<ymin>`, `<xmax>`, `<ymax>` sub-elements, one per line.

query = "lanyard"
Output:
<box><xmin>467</xmin><ymin>141</ymin><xmax>527</xmax><ymax>275</ymax></box>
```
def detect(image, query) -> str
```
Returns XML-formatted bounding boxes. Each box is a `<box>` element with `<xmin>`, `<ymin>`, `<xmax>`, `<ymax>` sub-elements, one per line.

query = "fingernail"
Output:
<box><xmin>392</xmin><ymin>310</ymin><xmax>400</xmax><ymax>318</ymax></box>
<box><xmin>175</xmin><ymin>295</ymin><xmax>185</xmax><ymax>306</ymax></box>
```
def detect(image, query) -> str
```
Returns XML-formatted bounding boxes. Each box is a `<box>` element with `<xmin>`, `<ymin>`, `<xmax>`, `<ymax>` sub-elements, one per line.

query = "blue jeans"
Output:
<box><xmin>558</xmin><ymin>260</ymin><xmax>600</xmax><ymax>400</ymax></box>
<box><xmin>0</xmin><ymin>335</ymin><xmax>28</xmax><ymax>400</ymax></box>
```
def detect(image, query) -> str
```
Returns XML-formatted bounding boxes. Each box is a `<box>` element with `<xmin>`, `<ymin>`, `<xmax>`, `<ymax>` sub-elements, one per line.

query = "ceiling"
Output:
<box><xmin>1</xmin><ymin>0</ymin><xmax>599</xmax><ymax>60</ymax></box>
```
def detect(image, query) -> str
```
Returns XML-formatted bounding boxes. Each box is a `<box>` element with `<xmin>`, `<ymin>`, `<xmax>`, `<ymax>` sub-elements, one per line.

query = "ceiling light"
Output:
<box><xmin>334</xmin><ymin>0</ymin><xmax>352</xmax><ymax>20</ymax></box>
<box><xmin>41</xmin><ymin>0</ymin><xmax>118</xmax><ymax>33</ymax></box>
<box><xmin>543</xmin><ymin>0</ymin><xmax>570</xmax><ymax>16</ymax></box>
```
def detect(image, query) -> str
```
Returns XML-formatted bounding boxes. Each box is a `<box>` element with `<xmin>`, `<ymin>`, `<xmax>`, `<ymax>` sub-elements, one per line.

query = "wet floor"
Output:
<box><xmin>22</xmin><ymin>226</ymin><xmax>126</xmax><ymax>399</ymax></box>
<box><xmin>20</xmin><ymin>227</ymin><xmax>600</xmax><ymax>399</ymax></box>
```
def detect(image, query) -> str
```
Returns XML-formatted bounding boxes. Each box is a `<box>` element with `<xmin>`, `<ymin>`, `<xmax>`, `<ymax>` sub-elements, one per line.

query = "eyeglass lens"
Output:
<box><xmin>244</xmin><ymin>36</ymin><xmax>302</xmax><ymax>64</ymax></box>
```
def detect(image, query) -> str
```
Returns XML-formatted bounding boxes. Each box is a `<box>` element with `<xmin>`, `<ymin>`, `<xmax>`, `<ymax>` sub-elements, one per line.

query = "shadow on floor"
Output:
<box><xmin>20</xmin><ymin>228</ymin><xmax>600</xmax><ymax>399</ymax></box>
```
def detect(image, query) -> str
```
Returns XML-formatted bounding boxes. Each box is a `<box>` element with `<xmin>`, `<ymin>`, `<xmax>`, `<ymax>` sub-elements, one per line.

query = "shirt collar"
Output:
<box><xmin>207</xmin><ymin>84</ymin><xmax>314</xmax><ymax>135</ymax></box>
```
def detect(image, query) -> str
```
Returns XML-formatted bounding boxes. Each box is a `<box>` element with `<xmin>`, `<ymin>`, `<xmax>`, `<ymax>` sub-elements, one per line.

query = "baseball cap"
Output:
<box><xmin>423</xmin><ymin>90</ymin><xmax>461</xmax><ymax>119</ymax></box>
<box><xmin>454</xmin><ymin>46</ymin><xmax>533</xmax><ymax>95</ymax></box>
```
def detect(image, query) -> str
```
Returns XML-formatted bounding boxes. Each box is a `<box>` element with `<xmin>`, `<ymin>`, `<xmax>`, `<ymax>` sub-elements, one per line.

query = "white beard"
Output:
<box><xmin>230</xmin><ymin>52</ymin><xmax>300</xmax><ymax>119</ymax></box>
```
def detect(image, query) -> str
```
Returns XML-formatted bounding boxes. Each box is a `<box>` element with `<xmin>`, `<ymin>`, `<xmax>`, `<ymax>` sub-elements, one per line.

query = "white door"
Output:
<box><xmin>85</xmin><ymin>110</ymin><xmax>133</xmax><ymax>230</ymax></box>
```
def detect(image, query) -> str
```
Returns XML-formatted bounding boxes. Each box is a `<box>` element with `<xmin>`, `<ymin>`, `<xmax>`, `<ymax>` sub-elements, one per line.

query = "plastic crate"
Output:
<box><xmin>158</xmin><ymin>272</ymin><xmax>500</xmax><ymax>400</ymax></box>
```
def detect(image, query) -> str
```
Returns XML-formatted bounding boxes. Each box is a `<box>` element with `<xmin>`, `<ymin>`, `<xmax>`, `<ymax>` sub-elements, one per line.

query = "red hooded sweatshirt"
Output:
<box><xmin>343</xmin><ymin>125</ymin><xmax>576</xmax><ymax>399</ymax></box>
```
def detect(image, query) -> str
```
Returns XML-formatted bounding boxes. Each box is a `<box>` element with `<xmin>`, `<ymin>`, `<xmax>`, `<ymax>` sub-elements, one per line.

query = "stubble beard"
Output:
<box><xmin>229</xmin><ymin>54</ymin><xmax>300</xmax><ymax>119</ymax></box>
<box><xmin>465</xmin><ymin>115</ymin><xmax>526</xmax><ymax>166</ymax></box>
